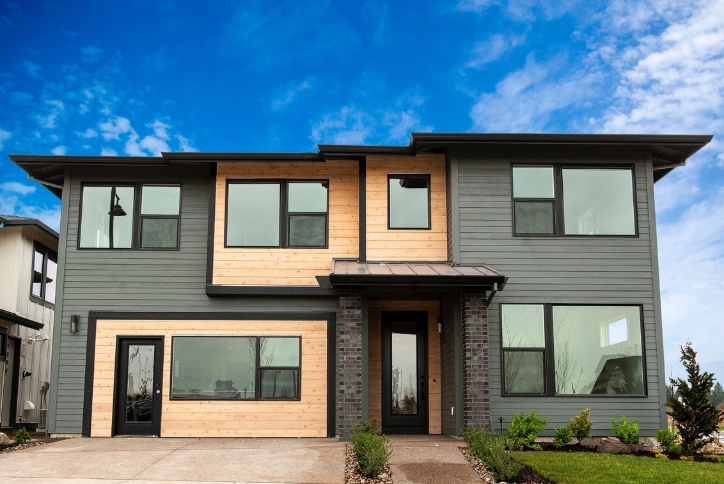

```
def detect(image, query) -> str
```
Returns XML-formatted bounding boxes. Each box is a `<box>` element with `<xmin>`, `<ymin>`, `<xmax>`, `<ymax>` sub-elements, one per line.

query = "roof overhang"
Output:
<box><xmin>0</xmin><ymin>215</ymin><xmax>59</xmax><ymax>239</ymax></box>
<box><xmin>329</xmin><ymin>260</ymin><xmax>507</xmax><ymax>290</ymax></box>
<box><xmin>9</xmin><ymin>133</ymin><xmax>713</xmax><ymax>198</ymax></box>
<box><xmin>0</xmin><ymin>308</ymin><xmax>44</xmax><ymax>330</ymax></box>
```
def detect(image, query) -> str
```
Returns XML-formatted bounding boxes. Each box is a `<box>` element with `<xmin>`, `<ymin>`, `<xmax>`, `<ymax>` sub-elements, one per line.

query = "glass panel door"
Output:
<box><xmin>382</xmin><ymin>311</ymin><xmax>428</xmax><ymax>433</ymax></box>
<box><xmin>113</xmin><ymin>338</ymin><xmax>163</xmax><ymax>436</ymax></box>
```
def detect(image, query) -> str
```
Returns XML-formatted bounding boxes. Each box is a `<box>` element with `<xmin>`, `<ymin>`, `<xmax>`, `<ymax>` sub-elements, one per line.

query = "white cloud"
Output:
<box><xmin>100</xmin><ymin>148</ymin><xmax>118</xmax><ymax>156</ymax></box>
<box><xmin>271</xmin><ymin>79</ymin><xmax>312</xmax><ymax>110</ymax></box>
<box><xmin>147</xmin><ymin>120</ymin><xmax>170</xmax><ymax>140</ymax></box>
<box><xmin>457</xmin><ymin>0</ymin><xmax>580</xmax><ymax>21</ymax></box>
<box><xmin>466</xmin><ymin>33</ymin><xmax>526</xmax><ymax>68</ymax></box>
<box><xmin>0</xmin><ymin>182</ymin><xmax>35</xmax><ymax>195</ymax></box>
<box><xmin>0</xmin><ymin>129</ymin><xmax>10</xmax><ymax>150</ymax></box>
<box><xmin>139</xmin><ymin>134</ymin><xmax>170</xmax><ymax>156</ymax></box>
<box><xmin>22</xmin><ymin>59</ymin><xmax>42</xmax><ymax>78</ymax></box>
<box><xmin>81</xmin><ymin>46</ymin><xmax>104</xmax><ymax>62</ymax></box>
<box><xmin>124</xmin><ymin>132</ymin><xmax>145</xmax><ymax>156</ymax></box>
<box><xmin>312</xmin><ymin>106</ymin><xmax>375</xmax><ymax>145</ymax></box>
<box><xmin>99</xmin><ymin>116</ymin><xmax>133</xmax><ymax>140</ymax></box>
<box><xmin>51</xmin><ymin>145</ymin><xmax>67</xmax><ymax>155</ymax></box>
<box><xmin>470</xmin><ymin>55</ymin><xmax>598</xmax><ymax>131</ymax></box>
<box><xmin>176</xmin><ymin>134</ymin><xmax>198</xmax><ymax>152</ymax></box>
<box><xmin>77</xmin><ymin>128</ymin><xmax>98</xmax><ymax>138</ymax></box>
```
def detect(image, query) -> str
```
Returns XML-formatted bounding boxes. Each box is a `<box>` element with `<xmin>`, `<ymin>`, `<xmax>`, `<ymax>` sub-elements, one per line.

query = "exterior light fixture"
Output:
<box><xmin>70</xmin><ymin>315</ymin><xmax>79</xmax><ymax>334</ymax></box>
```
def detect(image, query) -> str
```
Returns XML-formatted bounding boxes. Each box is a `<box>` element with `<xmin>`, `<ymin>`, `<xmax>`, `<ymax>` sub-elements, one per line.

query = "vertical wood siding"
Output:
<box><xmin>366</xmin><ymin>154</ymin><xmax>447</xmax><ymax>261</ymax></box>
<box><xmin>213</xmin><ymin>160</ymin><xmax>359</xmax><ymax>285</ymax></box>
<box><xmin>454</xmin><ymin>146</ymin><xmax>665</xmax><ymax>435</ymax></box>
<box><xmin>91</xmin><ymin>319</ymin><xmax>327</xmax><ymax>437</ymax></box>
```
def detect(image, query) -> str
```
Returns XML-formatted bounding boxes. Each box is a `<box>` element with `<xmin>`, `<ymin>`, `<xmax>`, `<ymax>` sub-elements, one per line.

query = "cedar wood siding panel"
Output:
<box><xmin>51</xmin><ymin>164</ymin><xmax>337</xmax><ymax>434</ymax></box>
<box><xmin>454</xmin><ymin>145</ymin><xmax>666</xmax><ymax>436</ymax></box>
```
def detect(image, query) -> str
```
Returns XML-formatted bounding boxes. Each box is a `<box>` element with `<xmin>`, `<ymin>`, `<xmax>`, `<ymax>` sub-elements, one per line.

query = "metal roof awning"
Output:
<box><xmin>329</xmin><ymin>260</ymin><xmax>507</xmax><ymax>289</ymax></box>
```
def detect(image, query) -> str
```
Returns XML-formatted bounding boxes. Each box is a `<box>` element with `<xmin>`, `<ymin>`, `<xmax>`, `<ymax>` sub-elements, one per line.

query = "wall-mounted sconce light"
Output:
<box><xmin>438</xmin><ymin>316</ymin><xmax>443</xmax><ymax>334</ymax></box>
<box><xmin>70</xmin><ymin>315</ymin><xmax>79</xmax><ymax>334</ymax></box>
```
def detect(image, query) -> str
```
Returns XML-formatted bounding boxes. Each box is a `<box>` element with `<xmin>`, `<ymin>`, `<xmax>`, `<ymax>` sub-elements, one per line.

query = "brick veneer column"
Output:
<box><xmin>338</xmin><ymin>288</ymin><xmax>363</xmax><ymax>440</ymax></box>
<box><xmin>462</xmin><ymin>290</ymin><xmax>490</xmax><ymax>429</ymax></box>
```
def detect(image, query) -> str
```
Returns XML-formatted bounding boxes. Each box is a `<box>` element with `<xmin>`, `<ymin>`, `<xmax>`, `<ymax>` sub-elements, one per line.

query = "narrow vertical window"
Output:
<box><xmin>512</xmin><ymin>166</ymin><xmax>555</xmax><ymax>235</ymax></box>
<box><xmin>80</xmin><ymin>185</ymin><xmax>135</xmax><ymax>248</ymax></box>
<box><xmin>388</xmin><ymin>175</ymin><xmax>430</xmax><ymax>229</ymax></box>
<box><xmin>140</xmin><ymin>185</ymin><xmax>181</xmax><ymax>249</ymax></box>
<box><xmin>30</xmin><ymin>244</ymin><xmax>57</xmax><ymax>306</ymax></box>
<box><xmin>501</xmin><ymin>304</ymin><xmax>546</xmax><ymax>395</ymax></box>
<box><xmin>288</xmin><ymin>181</ymin><xmax>328</xmax><ymax>247</ymax></box>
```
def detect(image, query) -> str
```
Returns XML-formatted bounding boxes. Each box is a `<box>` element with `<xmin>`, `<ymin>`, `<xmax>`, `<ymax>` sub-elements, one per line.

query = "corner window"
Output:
<box><xmin>79</xmin><ymin>183</ymin><xmax>181</xmax><ymax>250</ymax></box>
<box><xmin>388</xmin><ymin>175</ymin><xmax>430</xmax><ymax>229</ymax></box>
<box><xmin>31</xmin><ymin>243</ymin><xmax>57</xmax><ymax>306</ymax></box>
<box><xmin>501</xmin><ymin>304</ymin><xmax>645</xmax><ymax>396</ymax></box>
<box><xmin>171</xmin><ymin>336</ymin><xmax>301</xmax><ymax>400</ymax></box>
<box><xmin>226</xmin><ymin>180</ymin><xmax>328</xmax><ymax>248</ymax></box>
<box><xmin>512</xmin><ymin>166</ymin><xmax>636</xmax><ymax>236</ymax></box>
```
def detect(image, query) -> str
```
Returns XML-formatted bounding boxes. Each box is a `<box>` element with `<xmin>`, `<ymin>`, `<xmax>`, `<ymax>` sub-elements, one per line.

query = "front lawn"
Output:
<box><xmin>512</xmin><ymin>451</ymin><xmax>723</xmax><ymax>484</ymax></box>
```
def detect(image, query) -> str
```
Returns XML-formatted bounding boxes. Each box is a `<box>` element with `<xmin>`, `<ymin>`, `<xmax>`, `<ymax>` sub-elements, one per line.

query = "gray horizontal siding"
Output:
<box><xmin>454</xmin><ymin>147</ymin><xmax>666</xmax><ymax>436</ymax></box>
<box><xmin>50</xmin><ymin>164</ymin><xmax>337</xmax><ymax>434</ymax></box>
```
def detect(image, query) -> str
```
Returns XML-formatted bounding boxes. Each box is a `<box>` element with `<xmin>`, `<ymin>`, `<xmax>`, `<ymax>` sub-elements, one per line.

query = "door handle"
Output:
<box><xmin>156</xmin><ymin>390</ymin><xmax>161</xmax><ymax>394</ymax></box>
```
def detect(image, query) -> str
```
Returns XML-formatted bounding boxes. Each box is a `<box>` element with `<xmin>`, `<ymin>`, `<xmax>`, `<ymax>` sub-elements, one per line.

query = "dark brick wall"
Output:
<box><xmin>462</xmin><ymin>290</ymin><xmax>490</xmax><ymax>429</ymax></box>
<box><xmin>338</xmin><ymin>288</ymin><xmax>363</xmax><ymax>440</ymax></box>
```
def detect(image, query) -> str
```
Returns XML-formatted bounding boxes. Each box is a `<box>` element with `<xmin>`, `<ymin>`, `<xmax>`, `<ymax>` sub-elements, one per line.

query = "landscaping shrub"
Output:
<box><xmin>655</xmin><ymin>428</ymin><xmax>682</xmax><ymax>455</ymax></box>
<box><xmin>463</xmin><ymin>426</ymin><xmax>523</xmax><ymax>481</ymax></box>
<box><xmin>349</xmin><ymin>419</ymin><xmax>391</xmax><ymax>478</ymax></box>
<box><xmin>653</xmin><ymin>449</ymin><xmax>669</xmax><ymax>460</ymax></box>
<box><xmin>13</xmin><ymin>427</ymin><xmax>30</xmax><ymax>445</ymax></box>
<box><xmin>552</xmin><ymin>425</ymin><xmax>574</xmax><ymax>448</ymax></box>
<box><xmin>570</xmin><ymin>408</ymin><xmax>593</xmax><ymax>443</ymax></box>
<box><xmin>507</xmin><ymin>410</ymin><xmax>549</xmax><ymax>450</ymax></box>
<box><xmin>667</xmin><ymin>342</ymin><xmax>724</xmax><ymax>456</ymax></box>
<box><xmin>610</xmin><ymin>416</ymin><xmax>640</xmax><ymax>445</ymax></box>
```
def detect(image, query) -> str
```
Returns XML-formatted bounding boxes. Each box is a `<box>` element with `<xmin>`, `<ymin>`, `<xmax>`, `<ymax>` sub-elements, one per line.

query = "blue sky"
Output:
<box><xmin>1</xmin><ymin>0</ymin><xmax>723</xmax><ymax>382</ymax></box>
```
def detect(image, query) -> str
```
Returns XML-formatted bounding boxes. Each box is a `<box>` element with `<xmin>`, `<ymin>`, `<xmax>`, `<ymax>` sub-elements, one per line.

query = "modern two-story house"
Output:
<box><xmin>10</xmin><ymin>133</ymin><xmax>712</xmax><ymax>439</ymax></box>
<box><xmin>0</xmin><ymin>214</ymin><xmax>57</xmax><ymax>431</ymax></box>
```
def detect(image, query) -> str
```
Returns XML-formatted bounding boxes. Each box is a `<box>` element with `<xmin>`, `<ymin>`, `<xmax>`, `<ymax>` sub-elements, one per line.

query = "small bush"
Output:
<box><xmin>610</xmin><ymin>416</ymin><xmax>640</xmax><ymax>445</ymax></box>
<box><xmin>552</xmin><ymin>426</ymin><xmax>574</xmax><ymax>448</ymax></box>
<box><xmin>653</xmin><ymin>449</ymin><xmax>669</xmax><ymax>460</ymax></box>
<box><xmin>704</xmin><ymin>454</ymin><xmax>723</xmax><ymax>463</ymax></box>
<box><xmin>13</xmin><ymin>427</ymin><xmax>31</xmax><ymax>445</ymax></box>
<box><xmin>570</xmin><ymin>408</ymin><xmax>593</xmax><ymax>443</ymax></box>
<box><xmin>656</xmin><ymin>428</ymin><xmax>682</xmax><ymax>455</ymax></box>
<box><xmin>507</xmin><ymin>410</ymin><xmax>549</xmax><ymax>451</ymax></box>
<box><xmin>351</xmin><ymin>431</ymin><xmax>392</xmax><ymax>478</ymax></box>
<box><xmin>679</xmin><ymin>455</ymin><xmax>694</xmax><ymax>461</ymax></box>
<box><xmin>463</xmin><ymin>426</ymin><xmax>523</xmax><ymax>481</ymax></box>
<box><xmin>350</xmin><ymin>418</ymin><xmax>379</xmax><ymax>437</ymax></box>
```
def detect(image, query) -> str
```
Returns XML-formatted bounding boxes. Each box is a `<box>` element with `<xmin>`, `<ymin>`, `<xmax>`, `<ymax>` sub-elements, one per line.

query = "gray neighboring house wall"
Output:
<box><xmin>11</xmin><ymin>133</ymin><xmax>712</xmax><ymax>439</ymax></box>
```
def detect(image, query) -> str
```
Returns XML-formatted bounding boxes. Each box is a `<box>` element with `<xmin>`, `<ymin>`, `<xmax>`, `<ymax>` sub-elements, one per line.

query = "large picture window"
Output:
<box><xmin>501</xmin><ymin>304</ymin><xmax>645</xmax><ymax>396</ymax></box>
<box><xmin>512</xmin><ymin>166</ymin><xmax>636</xmax><ymax>236</ymax></box>
<box><xmin>171</xmin><ymin>336</ymin><xmax>301</xmax><ymax>400</ymax></box>
<box><xmin>79</xmin><ymin>183</ymin><xmax>181</xmax><ymax>249</ymax></box>
<box><xmin>30</xmin><ymin>243</ymin><xmax>57</xmax><ymax>306</ymax></box>
<box><xmin>226</xmin><ymin>180</ymin><xmax>328</xmax><ymax>248</ymax></box>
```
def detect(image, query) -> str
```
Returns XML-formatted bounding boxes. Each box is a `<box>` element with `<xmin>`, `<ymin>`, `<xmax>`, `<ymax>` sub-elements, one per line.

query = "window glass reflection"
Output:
<box><xmin>125</xmin><ymin>344</ymin><xmax>155</xmax><ymax>422</ymax></box>
<box><xmin>389</xmin><ymin>176</ymin><xmax>429</xmax><ymax>229</ymax></box>
<box><xmin>513</xmin><ymin>166</ymin><xmax>554</xmax><ymax>198</ymax></box>
<box><xmin>562</xmin><ymin>169</ymin><xmax>635</xmax><ymax>235</ymax></box>
<box><xmin>391</xmin><ymin>321</ymin><xmax>418</xmax><ymax>415</ymax></box>
<box><xmin>227</xmin><ymin>183</ymin><xmax>280</xmax><ymax>246</ymax></box>
<box><xmin>80</xmin><ymin>186</ymin><xmax>135</xmax><ymax>248</ymax></box>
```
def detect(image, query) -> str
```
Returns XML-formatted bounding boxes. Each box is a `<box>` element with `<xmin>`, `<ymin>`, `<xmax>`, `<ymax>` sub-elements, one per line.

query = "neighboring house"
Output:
<box><xmin>0</xmin><ymin>214</ymin><xmax>57</xmax><ymax>431</ymax></box>
<box><xmin>9</xmin><ymin>133</ymin><xmax>712</xmax><ymax>439</ymax></box>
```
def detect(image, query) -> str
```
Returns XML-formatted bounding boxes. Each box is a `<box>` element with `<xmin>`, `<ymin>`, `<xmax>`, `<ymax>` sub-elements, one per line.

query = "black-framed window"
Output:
<box><xmin>0</xmin><ymin>327</ymin><xmax>7</xmax><ymax>362</ymax></box>
<box><xmin>388</xmin><ymin>174</ymin><xmax>430</xmax><ymax>229</ymax></box>
<box><xmin>512</xmin><ymin>165</ymin><xmax>637</xmax><ymax>236</ymax></box>
<box><xmin>31</xmin><ymin>243</ymin><xmax>57</xmax><ymax>307</ymax></box>
<box><xmin>79</xmin><ymin>183</ymin><xmax>181</xmax><ymax>250</ymax></box>
<box><xmin>226</xmin><ymin>180</ymin><xmax>328</xmax><ymax>248</ymax></box>
<box><xmin>170</xmin><ymin>336</ymin><xmax>301</xmax><ymax>401</ymax></box>
<box><xmin>501</xmin><ymin>304</ymin><xmax>645</xmax><ymax>396</ymax></box>
<box><xmin>140</xmin><ymin>185</ymin><xmax>181</xmax><ymax>249</ymax></box>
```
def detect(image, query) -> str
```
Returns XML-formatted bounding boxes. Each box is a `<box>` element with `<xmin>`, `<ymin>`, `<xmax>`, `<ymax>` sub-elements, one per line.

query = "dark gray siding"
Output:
<box><xmin>440</xmin><ymin>295</ymin><xmax>456</xmax><ymax>434</ymax></box>
<box><xmin>50</xmin><ymin>164</ymin><xmax>337</xmax><ymax>434</ymax></box>
<box><xmin>453</xmin><ymin>145</ymin><xmax>666</xmax><ymax>436</ymax></box>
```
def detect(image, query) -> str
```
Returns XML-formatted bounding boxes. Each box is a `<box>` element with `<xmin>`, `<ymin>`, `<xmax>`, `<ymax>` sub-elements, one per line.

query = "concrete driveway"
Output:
<box><xmin>0</xmin><ymin>437</ymin><xmax>345</xmax><ymax>484</ymax></box>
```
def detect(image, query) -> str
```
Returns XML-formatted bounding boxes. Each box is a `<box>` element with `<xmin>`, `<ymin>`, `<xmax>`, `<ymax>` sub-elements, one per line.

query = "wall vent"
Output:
<box><xmin>37</xmin><ymin>409</ymin><xmax>48</xmax><ymax>431</ymax></box>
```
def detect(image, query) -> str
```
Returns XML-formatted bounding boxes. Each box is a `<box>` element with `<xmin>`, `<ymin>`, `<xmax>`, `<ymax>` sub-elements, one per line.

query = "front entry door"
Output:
<box><xmin>113</xmin><ymin>338</ymin><xmax>163</xmax><ymax>436</ymax></box>
<box><xmin>382</xmin><ymin>311</ymin><xmax>428</xmax><ymax>434</ymax></box>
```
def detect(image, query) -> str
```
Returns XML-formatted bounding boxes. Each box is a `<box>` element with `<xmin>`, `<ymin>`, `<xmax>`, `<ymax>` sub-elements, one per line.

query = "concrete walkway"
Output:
<box><xmin>387</xmin><ymin>435</ymin><xmax>479</xmax><ymax>484</ymax></box>
<box><xmin>0</xmin><ymin>437</ymin><xmax>345</xmax><ymax>484</ymax></box>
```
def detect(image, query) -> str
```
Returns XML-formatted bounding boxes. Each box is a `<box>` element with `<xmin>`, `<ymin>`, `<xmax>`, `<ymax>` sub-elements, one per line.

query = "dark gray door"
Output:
<box><xmin>113</xmin><ymin>338</ymin><xmax>163</xmax><ymax>436</ymax></box>
<box><xmin>382</xmin><ymin>311</ymin><xmax>428</xmax><ymax>434</ymax></box>
<box><xmin>1</xmin><ymin>337</ymin><xmax>20</xmax><ymax>427</ymax></box>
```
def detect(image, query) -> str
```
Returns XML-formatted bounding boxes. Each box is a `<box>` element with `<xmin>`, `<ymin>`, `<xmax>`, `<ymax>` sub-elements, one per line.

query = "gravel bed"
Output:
<box><xmin>460</xmin><ymin>447</ymin><xmax>498</xmax><ymax>483</ymax></box>
<box><xmin>0</xmin><ymin>440</ymin><xmax>50</xmax><ymax>454</ymax></box>
<box><xmin>345</xmin><ymin>444</ymin><xmax>393</xmax><ymax>484</ymax></box>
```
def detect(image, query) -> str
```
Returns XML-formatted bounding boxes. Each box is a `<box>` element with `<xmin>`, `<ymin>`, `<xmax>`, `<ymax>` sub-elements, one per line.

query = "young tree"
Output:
<box><xmin>667</xmin><ymin>342</ymin><xmax>724</xmax><ymax>456</ymax></box>
<box><xmin>710</xmin><ymin>381</ymin><xmax>724</xmax><ymax>406</ymax></box>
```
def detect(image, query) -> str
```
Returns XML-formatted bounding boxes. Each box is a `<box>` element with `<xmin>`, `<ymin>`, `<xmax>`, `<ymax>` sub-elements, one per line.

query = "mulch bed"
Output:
<box><xmin>345</xmin><ymin>444</ymin><xmax>393</xmax><ymax>484</ymax></box>
<box><xmin>461</xmin><ymin>447</ymin><xmax>556</xmax><ymax>484</ymax></box>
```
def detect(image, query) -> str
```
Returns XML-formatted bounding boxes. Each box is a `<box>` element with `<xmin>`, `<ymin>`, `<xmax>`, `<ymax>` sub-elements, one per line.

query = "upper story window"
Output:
<box><xmin>388</xmin><ymin>174</ymin><xmax>430</xmax><ymax>229</ymax></box>
<box><xmin>79</xmin><ymin>184</ymin><xmax>181</xmax><ymax>250</ymax></box>
<box><xmin>226</xmin><ymin>180</ymin><xmax>328</xmax><ymax>248</ymax></box>
<box><xmin>501</xmin><ymin>304</ymin><xmax>645</xmax><ymax>396</ymax></box>
<box><xmin>512</xmin><ymin>166</ymin><xmax>636</xmax><ymax>236</ymax></box>
<box><xmin>31</xmin><ymin>243</ymin><xmax>57</xmax><ymax>306</ymax></box>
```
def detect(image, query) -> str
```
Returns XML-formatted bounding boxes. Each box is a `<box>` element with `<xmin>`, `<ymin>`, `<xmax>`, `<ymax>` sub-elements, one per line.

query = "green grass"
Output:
<box><xmin>512</xmin><ymin>452</ymin><xmax>723</xmax><ymax>484</ymax></box>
